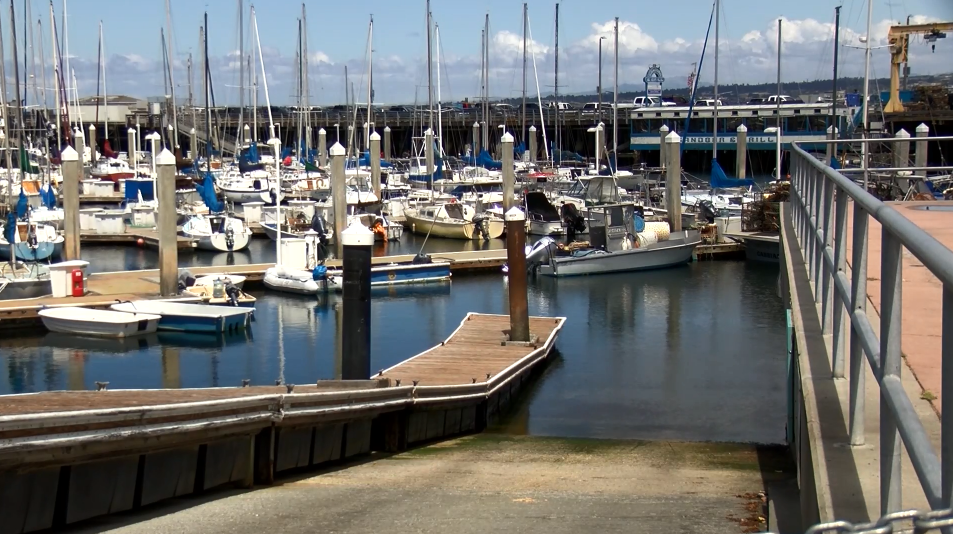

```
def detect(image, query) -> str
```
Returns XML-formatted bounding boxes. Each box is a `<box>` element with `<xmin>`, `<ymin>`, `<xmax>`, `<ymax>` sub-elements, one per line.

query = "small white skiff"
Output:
<box><xmin>38</xmin><ymin>307</ymin><xmax>162</xmax><ymax>338</ymax></box>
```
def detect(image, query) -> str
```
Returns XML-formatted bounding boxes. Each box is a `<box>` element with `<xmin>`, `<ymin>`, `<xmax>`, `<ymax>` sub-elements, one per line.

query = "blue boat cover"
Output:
<box><xmin>312</xmin><ymin>265</ymin><xmax>327</xmax><ymax>280</ymax></box>
<box><xmin>41</xmin><ymin>184</ymin><xmax>57</xmax><ymax>209</ymax></box>
<box><xmin>711</xmin><ymin>159</ymin><xmax>754</xmax><ymax>189</ymax></box>
<box><xmin>830</xmin><ymin>157</ymin><xmax>841</xmax><ymax>170</ymax></box>
<box><xmin>462</xmin><ymin>149</ymin><xmax>502</xmax><ymax>170</ymax></box>
<box><xmin>124</xmin><ymin>180</ymin><xmax>155</xmax><ymax>202</ymax></box>
<box><xmin>15</xmin><ymin>188</ymin><xmax>27</xmax><ymax>218</ymax></box>
<box><xmin>3</xmin><ymin>212</ymin><xmax>14</xmax><ymax>243</ymax></box>
<box><xmin>195</xmin><ymin>171</ymin><xmax>224</xmax><ymax>213</ymax></box>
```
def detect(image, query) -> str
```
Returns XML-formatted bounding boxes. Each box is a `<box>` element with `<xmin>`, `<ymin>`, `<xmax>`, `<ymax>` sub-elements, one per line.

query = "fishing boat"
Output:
<box><xmin>38</xmin><ymin>307</ymin><xmax>162</xmax><ymax>338</ymax></box>
<box><xmin>403</xmin><ymin>202</ymin><xmax>503</xmax><ymax>240</ymax></box>
<box><xmin>326</xmin><ymin>261</ymin><xmax>451</xmax><ymax>291</ymax></box>
<box><xmin>0</xmin><ymin>220</ymin><xmax>64</xmax><ymax>262</ymax></box>
<box><xmin>110</xmin><ymin>300</ymin><xmax>252</xmax><ymax>333</ymax></box>
<box><xmin>525</xmin><ymin>203</ymin><xmax>701</xmax><ymax>277</ymax></box>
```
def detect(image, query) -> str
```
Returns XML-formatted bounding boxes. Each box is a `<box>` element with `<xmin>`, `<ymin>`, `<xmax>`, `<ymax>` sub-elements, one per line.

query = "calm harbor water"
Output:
<box><xmin>1</xmin><ymin>238</ymin><xmax>787</xmax><ymax>444</ymax></box>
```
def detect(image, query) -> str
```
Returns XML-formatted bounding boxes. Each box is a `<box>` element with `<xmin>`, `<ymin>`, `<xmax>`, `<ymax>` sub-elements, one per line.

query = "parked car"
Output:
<box><xmin>694</xmin><ymin>99</ymin><xmax>723</xmax><ymax>106</ymax></box>
<box><xmin>632</xmin><ymin>96</ymin><xmax>675</xmax><ymax>108</ymax></box>
<box><xmin>765</xmin><ymin>95</ymin><xmax>805</xmax><ymax>104</ymax></box>
<box><xmin>548</xmin><ymin>101</ymin><xmax>575</xmax><ymax>111</ymax></box>
<box><xmin>581</xmin><ymin>102</ymin><xmax>604</xmax><ymax>114</ymax></box>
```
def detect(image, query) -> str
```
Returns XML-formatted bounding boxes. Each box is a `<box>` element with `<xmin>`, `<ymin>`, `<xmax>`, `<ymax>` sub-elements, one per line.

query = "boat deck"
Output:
<box><xmin>380</xmin><ymin>314</ymin><xmax>565</xmax><ymax>386</ymax></box>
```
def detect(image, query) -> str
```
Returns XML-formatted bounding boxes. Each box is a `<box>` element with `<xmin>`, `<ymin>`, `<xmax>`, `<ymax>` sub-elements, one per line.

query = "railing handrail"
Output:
<box><xmin>794</xmin><ymin>142</ymin><xmax>953</xmax><ymax>290</ymax></box>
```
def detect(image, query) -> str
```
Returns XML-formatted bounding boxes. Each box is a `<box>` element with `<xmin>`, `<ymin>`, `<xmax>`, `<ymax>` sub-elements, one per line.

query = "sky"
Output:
<box><xmin>13</xmin><ymin>0</ymin><xmax>953</xmax><ymax>105</ymax></box>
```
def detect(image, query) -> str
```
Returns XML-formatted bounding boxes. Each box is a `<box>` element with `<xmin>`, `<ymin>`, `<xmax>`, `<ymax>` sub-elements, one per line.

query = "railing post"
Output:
<box><xmin>806</xmin><ymin>164</ymin><xmax>816</xmax><ymax>280</ymax></box>
<box><xmin>849</xmin><ymin>203</ymin><xmax>868</xmax><ymax>446</ymax></box>
<box><xmin>798</xmin><ymin>158</ymin><xmax>808</xmax><ymax>252</ymax></box>
<box><xmin>831</xmin><ymin>186</ymin><xmax>847</xmax><ymax>378</ymax></box>
<box><xmin>943</xmin><ymin>286</ymin><xmax>953</xmax><ymax>507</ymax></box>
<box><xmin>880</xmin><ymin>229</ymin><xmax>903</xmax><ymax>514</ymax></box>
<box><xmin>821</xmin><ymin>174</ymin><xmax>835</xmax><ymax>333</ymax></box>
<box><xmin>813</xmin><ymin>167</ymin><xmax>824</xmax><ymax>297</ymax></box>
<box><xmin>792</xmin><ymin>155</ymin><xmax>802</xmax><ymax>240</ymax></box>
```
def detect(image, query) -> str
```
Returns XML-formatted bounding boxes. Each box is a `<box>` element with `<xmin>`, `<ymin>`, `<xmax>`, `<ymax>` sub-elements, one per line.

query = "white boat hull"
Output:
<box><xmin>263</xmin><ymin>266</ymin><xmax>325</xmax><ymax>295</ymax></box>
<box><xmin>404</xmin><ymin>213</ymin><xmax>504</xmax><ymax>240</ymax></box>
<box><xmin>195</xmin><ymin>231</ymin><xmax>251</xmax><ymax>252</ymax></box>
<box><xmin>540</xmin><ymin>231</ymin><xmax>701</xmax><ymax>277</ymax></box>
<box><xmin>38</xmin><ymin>308</ymin><xmax>161</xmax><ymax>338</ymax></box>
<box><xmin>527</xmin><ymin>220</ymin><xmax>565</xmax><ymax>236</ymax></box>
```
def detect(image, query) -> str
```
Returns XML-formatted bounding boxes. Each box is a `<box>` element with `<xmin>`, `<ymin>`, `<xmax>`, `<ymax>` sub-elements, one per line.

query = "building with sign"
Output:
<box><xmin>643</xmin><ymin>64</ymin><xmax>664</xmax><ymax>103</ymax></box>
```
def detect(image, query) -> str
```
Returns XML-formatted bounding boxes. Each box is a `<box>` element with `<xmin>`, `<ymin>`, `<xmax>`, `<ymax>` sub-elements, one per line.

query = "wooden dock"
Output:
<box><xmin>0</xmin><ymin>312</ymin><xmax>565</xmax><ymax>533</ymax></box>
<box><xmin>80</xmin><ymin>229</ymin><xmax>199</xmax><ymax>249</ymax></box>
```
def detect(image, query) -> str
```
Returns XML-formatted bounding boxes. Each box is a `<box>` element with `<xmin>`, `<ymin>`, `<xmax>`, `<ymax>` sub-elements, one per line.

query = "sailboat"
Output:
<box><xmin>180</xmin><ymin>13</ymin><xmax>252</xmax><ymax>253</ymax></box>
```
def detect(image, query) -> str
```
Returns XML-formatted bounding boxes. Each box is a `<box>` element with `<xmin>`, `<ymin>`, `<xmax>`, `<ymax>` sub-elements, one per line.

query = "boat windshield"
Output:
<box><xmin>444</xmin><ymin>203</ymin><xmax>466</xmax><ymax>220</ymax></box>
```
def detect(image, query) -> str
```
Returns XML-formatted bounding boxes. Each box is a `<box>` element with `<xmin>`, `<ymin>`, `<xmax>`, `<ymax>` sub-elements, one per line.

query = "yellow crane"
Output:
<box><xmin>884</xmin><ymin>21</ymin><xmax>952</xmax><ymax>113</ymax></box>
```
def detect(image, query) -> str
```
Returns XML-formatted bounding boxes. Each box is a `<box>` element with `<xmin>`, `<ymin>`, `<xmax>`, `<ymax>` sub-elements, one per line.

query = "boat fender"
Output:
<box><xmin>312</xmin><ymin>265</ymin><xmax>328</xmax><ymax>280</ymax></box>
<box><xmin>27</xmin><ymin>227</ymin><xmax>38</xmax><ymax>248</ymax></box>
<box><xmin>621</xmin><ymin>234</ymin><xmax>632</xmax><ymax>250</ymax></box>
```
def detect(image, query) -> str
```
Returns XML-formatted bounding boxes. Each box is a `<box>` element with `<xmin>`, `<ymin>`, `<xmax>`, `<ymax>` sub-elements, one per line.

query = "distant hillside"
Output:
<box><xmin>497</xmin><ymin>74</ymin><xmax>952</xmax><ymax>105</ymax></box>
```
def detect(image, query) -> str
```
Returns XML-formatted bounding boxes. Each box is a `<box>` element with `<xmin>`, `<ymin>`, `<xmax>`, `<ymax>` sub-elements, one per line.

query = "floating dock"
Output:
<box><xmin>0</xmin><ymin>312</ymin><xmax>565</xmax><ymax>533</ymax></box>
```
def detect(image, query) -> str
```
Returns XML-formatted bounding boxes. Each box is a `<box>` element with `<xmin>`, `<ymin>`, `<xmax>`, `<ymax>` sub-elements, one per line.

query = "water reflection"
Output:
<box><xmin>1</xmin><ymin>262</ymin><xmax>787</xmax><ymax>444</ymax></box>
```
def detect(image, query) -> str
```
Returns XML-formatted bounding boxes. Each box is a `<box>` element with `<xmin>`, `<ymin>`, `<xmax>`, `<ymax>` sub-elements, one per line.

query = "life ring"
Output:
<box><xmin>387</xmin><ymin>271</ymin><xmax>397</xmax><ymax>281</ymax></box>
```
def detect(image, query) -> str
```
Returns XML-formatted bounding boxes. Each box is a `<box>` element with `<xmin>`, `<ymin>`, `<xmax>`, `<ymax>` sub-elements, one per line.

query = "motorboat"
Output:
<box><xmin>38</xmin><ymin>307</ymin><xmax>162</xmax><ymax>338</ymax></box>
<box><xmin>0</xmin><ymin>220</ymin><xmax>64</xmax><ymax>262</ymax></box>
<box><xmin>193</xmin><ymin>273</ymin><xmax>246</xmax><ymax>289</ymax></box>
<box><xmin>110</xmin><ymin>300</ymin><xmax>252</xmax><ymax>333</ymax></box>
<box><xmin>325</xmin><ymin>261</ymin><xmax>451</xmax><ymax>290</ymax></box>
<box><xmin>180</xmin><ymin>214</ymin><xmax>252</xmax><ymax>252</ymax></box>
<box><xmin>524</xmin><ymin>203</ymin><xmax>701</xmax><ymax>277</ymax></box>
<box><xmin>348</xmin><ymin>213</ymin><xmax>403</xmax><ymax>242</ymax></box>
<box><xmin>0</xmin><ymin>263</ymin><xmax>52</xmax><ymax>300</ymax></box>
<box><xmin>524</xmin><ymin>191</ymin><xmax>564</xmax><ymax>236</ymax></box>
<box><xmin>260</xmin><ymin>211</ymin><xmax>333</xmax><ymax>243</ymax></box>
<box><xmin>403</xmin><ymin>202</ymin><xmax>504</xmax><ymax>240</ymax></box>
<box><xmin>184</xmin><ymin>283</ymin><xmax>257</xmax><ymax>309</ymax></box>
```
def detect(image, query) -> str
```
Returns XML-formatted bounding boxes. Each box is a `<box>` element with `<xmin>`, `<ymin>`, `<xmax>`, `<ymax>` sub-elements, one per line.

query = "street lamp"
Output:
<box><xmin>598</xmin><ymin>36</ymin><xmax>607</xmax><ymax>115</ymax></box>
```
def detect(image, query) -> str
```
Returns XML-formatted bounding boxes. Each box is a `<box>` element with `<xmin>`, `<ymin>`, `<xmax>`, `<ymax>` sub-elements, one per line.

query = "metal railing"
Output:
<box><xmin>789</xmin><ymin>140</ymin><xmax>953</xmax><ymax>516</ymax></box>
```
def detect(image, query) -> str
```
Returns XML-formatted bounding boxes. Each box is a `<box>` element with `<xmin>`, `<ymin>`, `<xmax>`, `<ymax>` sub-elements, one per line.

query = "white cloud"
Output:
<box><xmin>23</xmin><ymin>14</ymin><xmax>950</xmax><ymax>105</ymax></box>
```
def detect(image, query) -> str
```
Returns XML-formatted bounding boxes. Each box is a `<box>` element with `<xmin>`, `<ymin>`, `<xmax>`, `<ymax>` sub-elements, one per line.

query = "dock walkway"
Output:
<box><xmin>0</xmin><ymin>313</ymin><xmax>565</xmax><ymax>533</ymax></box>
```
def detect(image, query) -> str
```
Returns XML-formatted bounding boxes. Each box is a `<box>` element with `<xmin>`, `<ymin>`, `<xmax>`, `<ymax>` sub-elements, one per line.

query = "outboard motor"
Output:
<box><xmin>517</xmin><ymin>236</ymin><xmax>558</xmax><ymax>275</ymax></box>
<box><xmin>560</xmin><ymin>203</ymin><xmax>586</xmax><ymax>242</ymax></box>
<box><xmin>471</xmin><ymin>214</ymin><xmax>490</xmax><ymax>241</ymax></box>
<box><xmin>224</xmin><ymin>282</ymin><xmax>241</xmax><ymax>306</ymax></box>
<box><xmin>225</xmin><ymin>225</ymin><xmax>236</xmax><ymax>249</ymax></box>
<box><xmin>697</xmin><ymin>199</ymin><xmax>717</xmax><ymax>224</ymax></box>
<box><xmin>177</xmin><ymin>270</ymin><xmax>196</xmax><ymax>292</ymax></box>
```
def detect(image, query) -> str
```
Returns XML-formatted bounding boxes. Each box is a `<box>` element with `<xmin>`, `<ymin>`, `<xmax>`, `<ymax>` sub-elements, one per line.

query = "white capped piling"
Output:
<box><xmin>505</xmin><ymin>206</ymin><xmax>530</xmax><ymax>342</ymax></box>
<box><xmin>243</xmin><ymin>124</ymin><xmax>251</xmax><ymax>144</ymax></box>
<box><xmin>61</xmin><ymin>146</ymin><xmax>81</xmax><ymax>261</ymax></box>
<box><xmin>306</xmin><ymin>126</ymin><xmax>312</xmax><ymax>152</ymax></box>
<box><xmin>528</xmin><ymin>125</ymin><xmax>537</xmax><ymax>163</ymax></box>
<box><xmin>370</xmin><ymin>131</ymin><xmax>381</xmax><ymax>200</ymax></box>
<box><xmin>318</xmin><ymin>128</ymin><xmax>327</xmax><ymax>168</ymax></box>
<box><xmin>362</xmin><ymin>122</ymin><xmax>369</xmax><ymax>152</ymax></box>
<box><xmin>88</xmin><ymin>124</ymin><xmax>96</xmax><ymax>162</ymax></box>
<box><xmin>472</xmin><ymin>121</ymin><xmax>481</xmax><ymax>155</ymax></box>
<box><xmin>665</xmin><ymin>131</ymin><xmax>682</xmax><ymax>232</ymax></box>
<box><xmin>127</xmin><ymin>128</ymin><xmax>137</xmax><ymax>170</ymax></box>
<box><xmin>826</xmin><ymin>126</ymin><xmax>838</xmax><ymax>164</ymax></box>
<box><xmin>168</xmin><ymin>124</ymin><xmax>175</xmax><ymax>149</ymax></box>
<box><xmin>347</xmin><ymin>125</ymin><xmax>354</xmax><ymax>151</ymax></box>
<box><xmin>915</xmin><ymin>123</ymin><xmax>929</xmax><ymax>178</ymax></box>
<box><xmin>425</xmin><ymin>128</ymin><xmax>435</xmax><ymax>177</ymax></box>
<box><xmin>146</xmin><ymin>131</ymin><xmax>160</xmax><ymax>177</ymax></box>
<box><xmin>330</xmin><ymin>142</ymin><xmax>347</xmax><ymax>258</ymax></box>
<box><xmin>736</xmin><ymin>124</ymin><xmax>748</xmax><ymax>180</ymax></box>
<box><xmin>501</xmin><ymin>132</ymin><xmax>515</xmax><ymax>212</ymax></box>
<box><xmin>894</xmin><ymin>129</ymin><xmax>910</xmax><ymax>169</ymax></box>
<box><xmin>74</xmin><ymin>130</ymin><xmax>86</xmax><ymax>175</ymax></box>
<box><xmin>659</xmin><ymin>125</ymin><xmax>669</xmax><ymax>170</ymax></box>
<box><xmin>383</xmin><ymin>126</ymin><xmax>391</xmax><ymax>161</ymax></box>
<box><xmin>591</xmin><ymin>124</ymin><xmax>601</xmax><ymax>173</ymax></box>
<box><xmin>340</xmin><ymin>221</ymin><xmax>374</xmax><ymax>380</ymax></box>
<box><xmin>156</xmin><ymin>148</ymin><xmax>178</xmax><ymax>296</ymax></box>
<box><xmin>190</xmin><ymin>128</ymin><xmax>197</xmax><ymax>160</ymax></box>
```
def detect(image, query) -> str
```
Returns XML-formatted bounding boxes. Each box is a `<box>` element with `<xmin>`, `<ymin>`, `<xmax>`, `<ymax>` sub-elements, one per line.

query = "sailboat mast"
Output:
<box><xmin>165</xmin><ymin>0</ymin><xmax>177</xmax><ymax>147</ymax></box>
<box><xmin>480</xmin><ymin>28</ymin><xmax>485</xmax><ymax>150</ymax></box>
<box><xmin>554</xmin><ymin>3</ymin><xmax>559</xmax><ymax>156</ymax></box>
<box><xmin>0</xmin><ymin>10</ymin><xmax>13</xmax><ymax>192</ymax></box>
<box><xmin>10</xmin><ymin>0</ymin><xmax>25</xmax><ymax>150</ymax></box>
<box><xmin>367</xmin><ymin>15</ymin><xmax>373</xmax><ymax>150</ymax></box>
<box><xmin>426</xmin><ymin>0</ymin><xmax>432</xmax><ymax>131</ymax></box>
<box><xmin>238</xmin><ymin>0</ymin><xmax>243</xmax><ymax>143</ymax></box>
<box><xmin>61</xmin><ymin>0</ymin><xmax>69</xmax><ymax>130</ymax></box>
<box><xmin>101</xmin><ymin>21</ymin><xmax>108</xmax><ymax>146</ymax></box>
<box><xmin>521</xmin><ymin>3</ymin><xmax>527</xmax><ymax>145</ymax></box>
<box><xmin>297</xmin><ymin>18</ymin><xmax>303</xmax><ymax>152</ymax></box>
<box><xmin>50</xmin><ymin>1</ymin><xmax>59</xmax><ymax>148</ymax></box>
<box><xmin>436</xmin><ymin>23</ymin><xmax>443</xmax><ymax>156</ymax></box>
<box><xmin>613</xmin><ymin>16</ymin><xmax>618</xmax><ymax>172</ymax></box>
<box><xmin>712</xmin><ymin>0</ymin><xmax>719</xmax><ymax>159</ymax></box>
<box><xmin>483</xmin><ymin>14</ymin><xmax>489</xmax><ymax>151</ymax></box>
<box><xmin>830</xmin><ymin>6</ymin><xmax>840</xmax><ymax>160</ymax></box>
<box><xmin>776</xmin><ymin>19</ymin><xmax>782</xmax><ymax>179</ymax></box>
<box><xmin>21</xmin><ymin>0</ymin><xmax>26</xmax><ymax>114</ymax></box>
<box><xmin>302</xmin><ymin>3</ymin><xmax>310</xmax><ymax>144</ymax></box>
<box><xmin>861</xmin><ymin>0</ymin><xmax>871</xmax><ymax>190</ymax></box>
<box><xmin>202</xmin><ymin>16</ymin><xmax>210</xmax><ymax>160</ymax></box>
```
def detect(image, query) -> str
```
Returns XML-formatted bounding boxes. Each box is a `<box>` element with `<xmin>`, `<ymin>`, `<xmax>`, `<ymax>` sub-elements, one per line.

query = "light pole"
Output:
<box><xmin>598</xmin><ymin>36</ymin><xmax>606</xmax><ymax>115</ymax></box>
